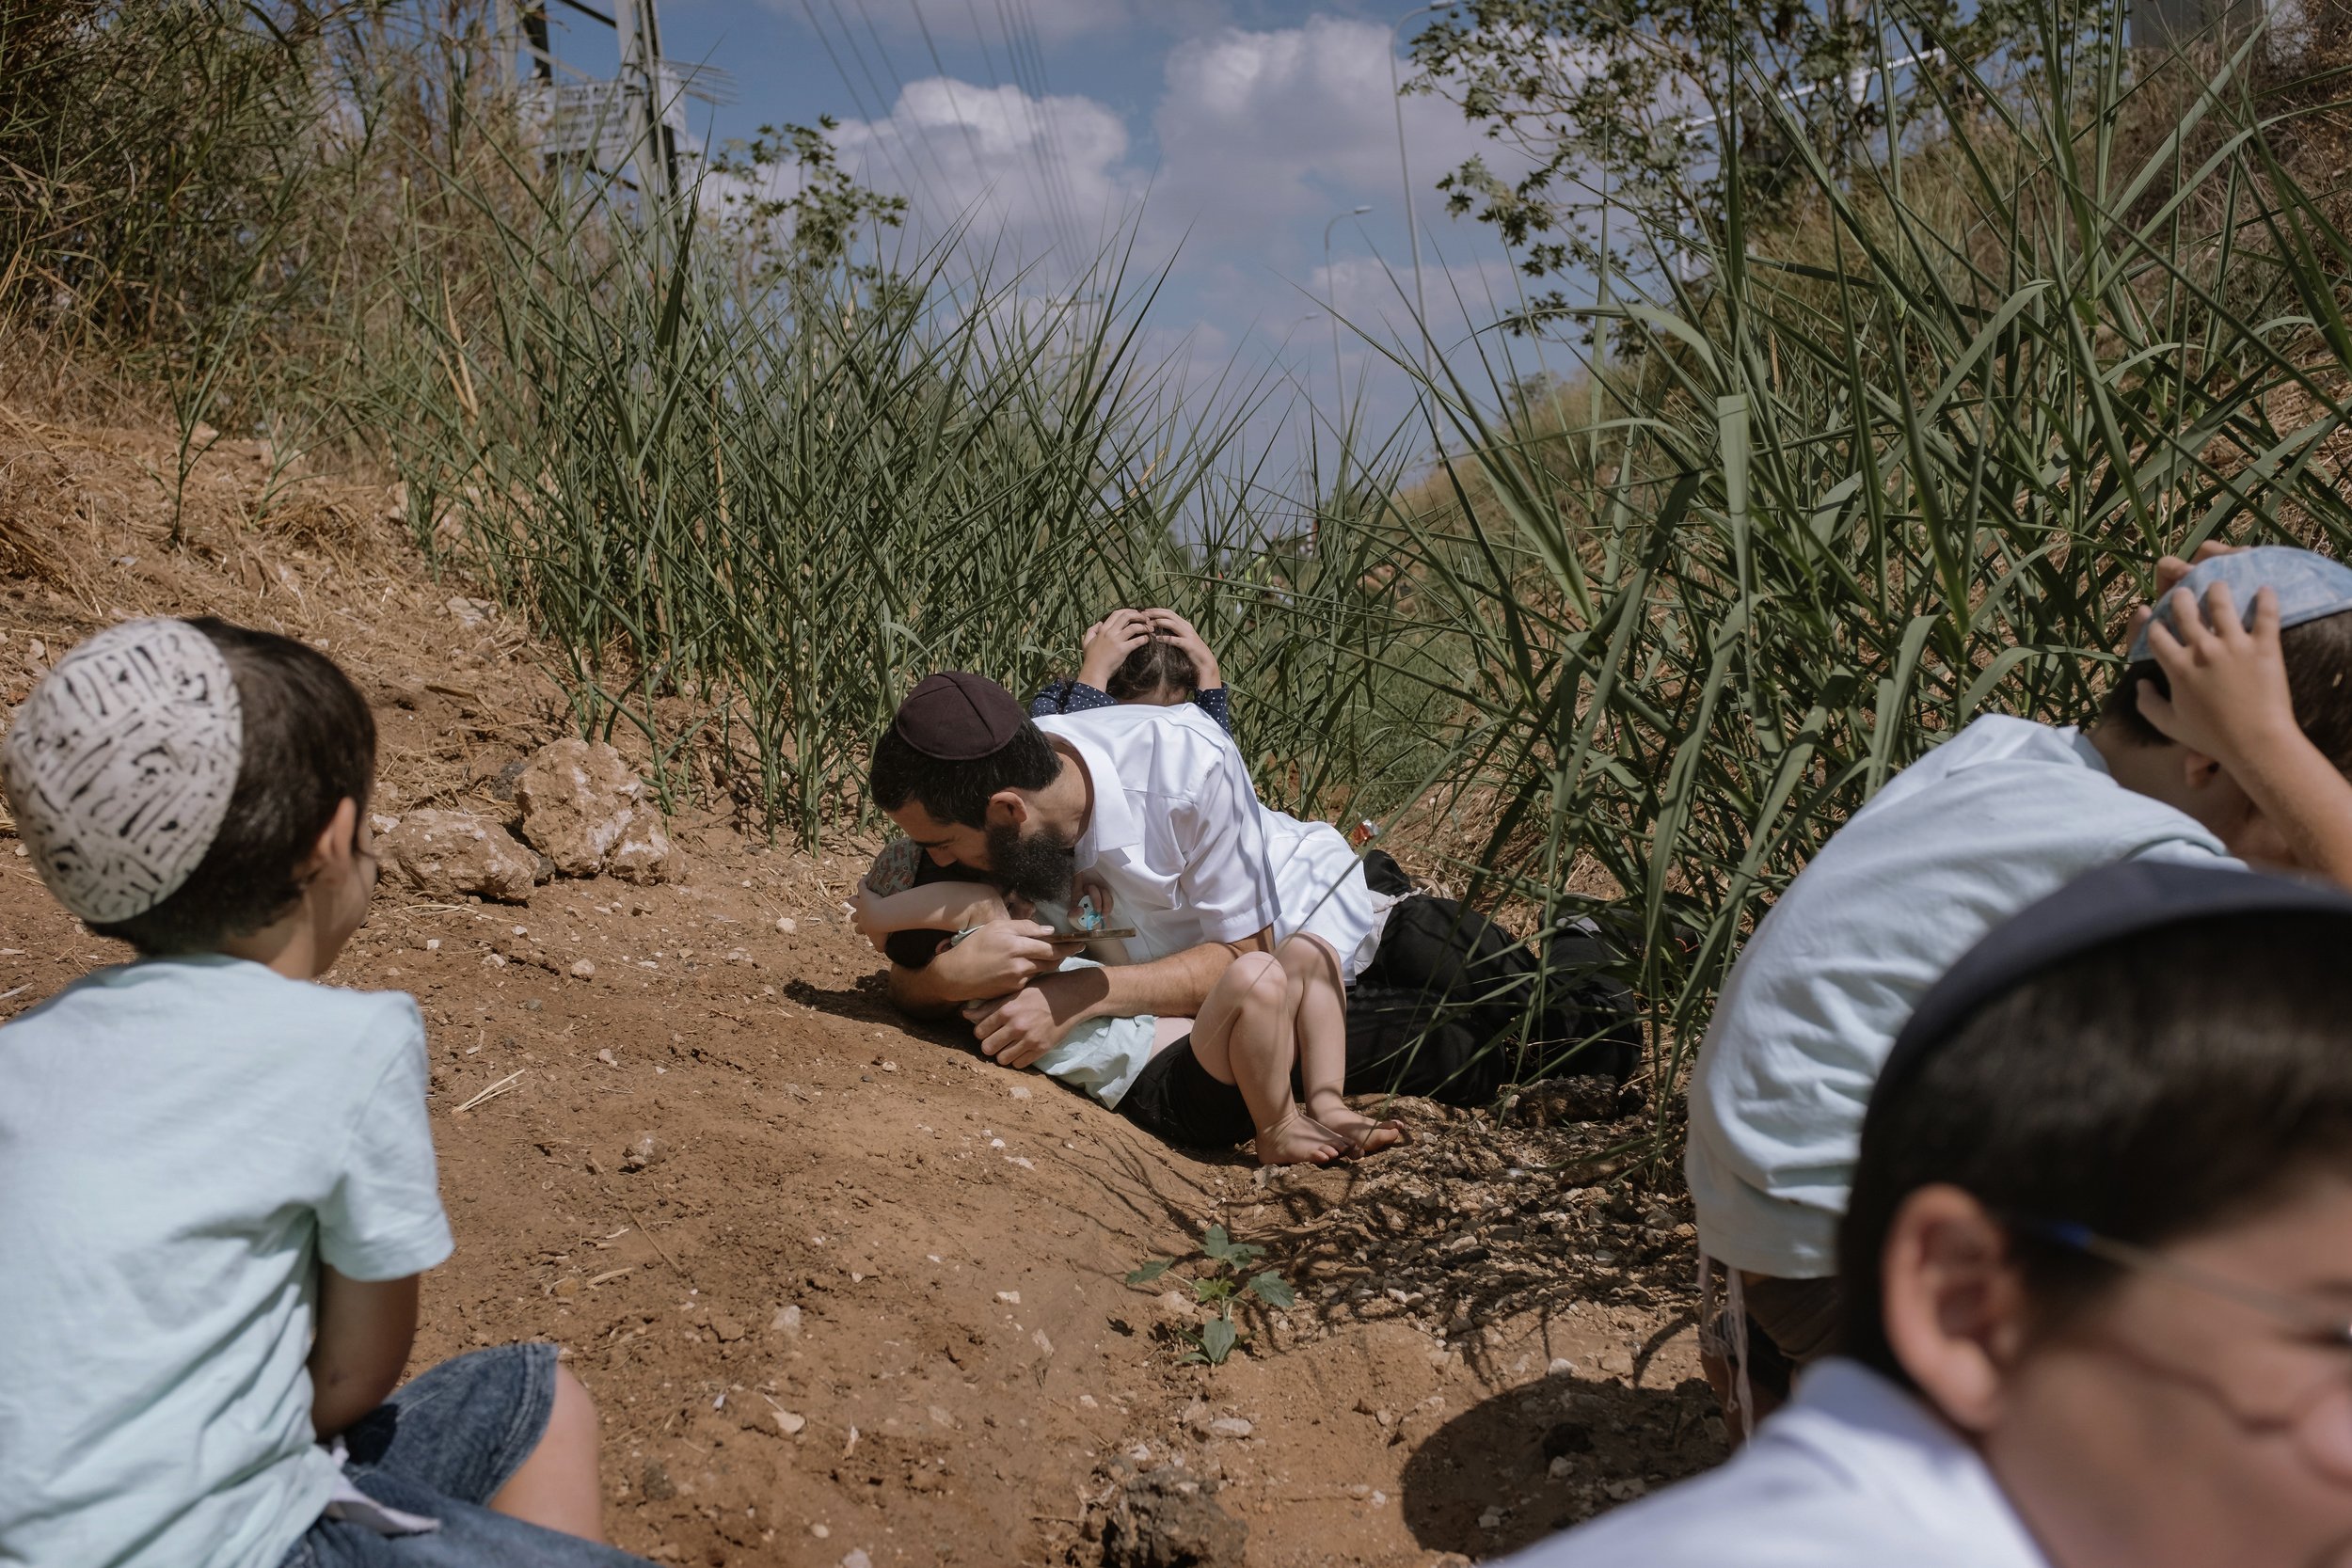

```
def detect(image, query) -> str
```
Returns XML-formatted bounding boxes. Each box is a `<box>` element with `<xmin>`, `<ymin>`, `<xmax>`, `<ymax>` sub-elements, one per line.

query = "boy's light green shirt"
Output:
<box><xmin>0</xmin><ymin>957</ymin><xmax>453</xmax><ymax>1568</ymax></box>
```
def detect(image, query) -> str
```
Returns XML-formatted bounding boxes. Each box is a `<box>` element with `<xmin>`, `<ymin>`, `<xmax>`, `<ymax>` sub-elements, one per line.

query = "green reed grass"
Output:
<box><xmin>370</xmin><ymin>3</ymin><xmax>2352</xmax><ymax>1132</ymax></box>
<box><xmin>16</xmin><ymin>0</ymin><xmax>2352</xmax><ymax>1143</ymax></box>
<box><xmin>1329</xmin><ymin>9</ymin><xmax>2352</xmax><ymax>1131</ymax></box>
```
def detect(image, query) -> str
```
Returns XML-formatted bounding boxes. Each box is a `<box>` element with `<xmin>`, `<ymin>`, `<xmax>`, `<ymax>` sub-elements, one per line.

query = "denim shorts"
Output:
<box><xmin>278</xmin><ymin>1343</ymin><xmax>654</xmax><ymax>1567</ymax></box>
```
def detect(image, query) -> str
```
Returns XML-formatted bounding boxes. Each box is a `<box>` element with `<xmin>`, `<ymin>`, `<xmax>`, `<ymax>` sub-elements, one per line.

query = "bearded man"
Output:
<box><xmin>867</xmin><ymin>671</ymin><xmax>1637</xmax><ymax>1104</ymax></box>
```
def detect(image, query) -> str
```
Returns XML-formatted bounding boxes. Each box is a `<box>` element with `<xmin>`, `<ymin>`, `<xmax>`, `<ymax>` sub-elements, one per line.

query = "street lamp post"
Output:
<box><xmin>1389</xmin><ymin>2</ymin><xmax>1449</xmax><ymax>366</ymax></box>
<box><xmin>1324</xmin><ymin>204</ymin><xmax>1372</xmax><ymax>406</ymax></box>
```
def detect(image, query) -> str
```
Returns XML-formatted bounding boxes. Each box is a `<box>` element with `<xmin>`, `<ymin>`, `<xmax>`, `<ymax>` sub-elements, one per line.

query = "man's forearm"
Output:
<box><xmin>886</xmin><ymin>918</ymin><xmax>1078</xmax><ymax>1015</ymax></box>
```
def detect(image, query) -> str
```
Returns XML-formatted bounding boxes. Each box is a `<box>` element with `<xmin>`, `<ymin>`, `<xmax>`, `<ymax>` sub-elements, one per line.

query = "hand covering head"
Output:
<box><xmin>2</xmin><ymin>619</ymin><xmax>243</xmax><ymax>924</ymax></box>
<box><xmin>2129</xmin><ymin>546</ymin><xmax>2352</xmax><ymax>662</ymax></box>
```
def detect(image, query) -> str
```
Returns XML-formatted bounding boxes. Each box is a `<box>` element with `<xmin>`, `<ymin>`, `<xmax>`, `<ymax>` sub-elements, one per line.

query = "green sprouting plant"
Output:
<box><xmin>1126</xmin><ymin>1226</ymin><xmax>1296</xmax><ymax>1367</ymax></box>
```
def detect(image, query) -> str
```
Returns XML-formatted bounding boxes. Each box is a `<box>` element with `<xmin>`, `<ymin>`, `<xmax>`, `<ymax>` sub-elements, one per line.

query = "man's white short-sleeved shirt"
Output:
<box><xmin>1687</xmin><ymin>715</ymin><xmax>2235</xmax><ymax>1276</ymax></box>
<box><xmin>1496</xmin><ymin>1359</ymin><xmax>2051</xmax><ymax>1568</ymax></box>
<box><xmin>1035</xmin><ymin>705</ymin><xmax>1380</xmax><ymax>977</ymax></box>
<box><xmin>0</xmin><ymin>957</ymin><xmax>453</xmax><ymax>1568</ymax></box>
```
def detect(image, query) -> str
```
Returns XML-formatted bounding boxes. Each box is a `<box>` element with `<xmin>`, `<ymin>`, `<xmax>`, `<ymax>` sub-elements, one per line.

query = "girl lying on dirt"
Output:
<box><xmin>1028</xmin><ymin>607</ymin><xmax>1232</xmax><ymax>734</ymax></box>
<box><xmin>848</xmin><ymin>840</ymin><xmax>1406</xmax><ymax>1165</ymax></box>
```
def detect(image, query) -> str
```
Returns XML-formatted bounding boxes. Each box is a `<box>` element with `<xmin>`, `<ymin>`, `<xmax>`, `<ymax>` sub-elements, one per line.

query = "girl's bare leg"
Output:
<box><xmin>1283</xmin><ymin>936</ymin><xmax>1406</xmax><ymax>1156</ymax></box>
<box><xmin>487</xmin><ymin>1364</ymin><xmax>608</xmax><ymax>1540</ymax></box>
<box><xmin>1191</xmin><ymin>951</ymin><xmax>1343</xmax><ymax>1165</ymax></box>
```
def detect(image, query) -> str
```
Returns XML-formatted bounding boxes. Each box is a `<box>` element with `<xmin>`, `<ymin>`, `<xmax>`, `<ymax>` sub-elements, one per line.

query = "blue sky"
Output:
<box><xmin>533</xmin><ymin>0</ymin><xmax>1577</xmax><ymax>458</ymax></box>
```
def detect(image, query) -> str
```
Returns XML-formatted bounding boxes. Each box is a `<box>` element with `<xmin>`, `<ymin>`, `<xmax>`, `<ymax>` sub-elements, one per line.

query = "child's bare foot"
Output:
<box><xmin>1253</xmin><ymin>1107</ymin><xmax>1345</xmax><ymax>1166</ymax></box>
<box><xmin>1308</xmin><ymin>1096</ymin><xmax>1409</xmax><ymax>1157</ymax></box>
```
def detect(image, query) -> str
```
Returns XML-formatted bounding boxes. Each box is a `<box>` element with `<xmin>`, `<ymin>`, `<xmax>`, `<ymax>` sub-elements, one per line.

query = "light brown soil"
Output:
<box><xmin>0</xmin><ymin>404</ymin><xmax>1724</xmax><ymax>1566</ymax></box>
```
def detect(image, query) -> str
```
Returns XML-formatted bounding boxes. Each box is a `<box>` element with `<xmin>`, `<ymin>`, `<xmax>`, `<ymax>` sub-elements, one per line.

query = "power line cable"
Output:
<box><xmin>960</xmin><ymin>0</ymin><xmax>1063</xmax><ymax>242</ymax></box>
<box><xmin>834</xmin><ymin>0</ymin><xmax>965</xmax><ymax>198</ymax></box>
<box><xmin>989</xmin><ymin>0</ymin><xmax>1081</xmax><ymax>250</ymax></box>
<box><xmin>1012</xmin><ymin>0</ymin><xmax>1092</xmax><ymax>251</ymax></box>
<box><xmin>1001</xmin><ymin>0</ymin><xmax>1081</xmax><ymax>246</ymax></box>
<box><xmin>905</xmin><ymin>0</ymin><xmax>993</xmax><ymax>197</ymax></box>
<box><xmin>984</xmin><ymin>0</ymin><xmax>1067</xmax><ymax>244</ymax></box>
<box><xmin>794</xmin><ymin>0</ymin><xmax>930</xmax><ymax>212</ymax></box>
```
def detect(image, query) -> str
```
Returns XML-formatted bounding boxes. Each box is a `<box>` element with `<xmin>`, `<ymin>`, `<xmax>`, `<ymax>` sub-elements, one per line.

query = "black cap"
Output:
<box><xmin>1880</xmin><ymin>861</ymin><xmax>2352</xmax><ymax>1100</ymax></box>
<box><xmin>891</xmin><ymin>672</ymin><xmax>1027</xmax><ymax>761</ymax></box>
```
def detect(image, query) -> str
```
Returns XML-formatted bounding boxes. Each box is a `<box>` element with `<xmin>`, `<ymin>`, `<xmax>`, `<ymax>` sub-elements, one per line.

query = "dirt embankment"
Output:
<box><xmin>0</xmin><ymin>406</ymin><xmax>1723</xmax><ymax>1566</ymax></box>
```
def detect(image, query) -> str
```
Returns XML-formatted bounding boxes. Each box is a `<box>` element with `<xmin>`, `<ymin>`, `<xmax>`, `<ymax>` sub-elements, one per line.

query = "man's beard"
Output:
<box><xmin>984</xmin><ymin>818</ymin><xmax>1077</xmax><ymax>906</ymax></box>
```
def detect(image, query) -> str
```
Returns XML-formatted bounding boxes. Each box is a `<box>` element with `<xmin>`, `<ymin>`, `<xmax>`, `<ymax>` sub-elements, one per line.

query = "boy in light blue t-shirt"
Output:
<box><xmin>0</xmin><ymin>618</ymin><xmax>650</xmax><ymax>1568</ymax></box>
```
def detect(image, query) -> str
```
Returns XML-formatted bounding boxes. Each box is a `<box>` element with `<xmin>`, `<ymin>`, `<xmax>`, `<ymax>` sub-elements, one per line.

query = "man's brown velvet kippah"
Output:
<box><xmin>891</xmin><ymin>671</ymin><xmax>1026</xmax><ymax>760</ymax></box>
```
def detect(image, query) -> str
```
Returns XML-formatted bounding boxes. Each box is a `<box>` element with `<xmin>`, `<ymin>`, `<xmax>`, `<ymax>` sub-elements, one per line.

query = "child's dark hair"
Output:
<box><xmin>2101</xmin><ymin>610</ymin><xmax>2352</xmax><ymax>768</ymax></box>
<box><xmin>87</xmin><ymin>619</ymin><xmax>375</xmax><ymax>955</ymax></box>
<box><xmin>1105</xmin><ymin>636</ymin><xmax>1199</xmax><ymax>703</ymax></box>
<box><xmin>1838</xmin><ymin>911</ymin><xmax>2352</xmax><ymax>1383</ymax></box>
<box><xmin>868</xmin><ymin>719</ymin><xmax>1058</xmax><ymax>829</ymax></box>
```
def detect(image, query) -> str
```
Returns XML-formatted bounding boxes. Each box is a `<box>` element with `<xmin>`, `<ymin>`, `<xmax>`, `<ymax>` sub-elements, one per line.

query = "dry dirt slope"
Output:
<box><xmin>0</xmin><ymin>404</ymin><xmax>1724</xmax><ymax>1566</ymax></box>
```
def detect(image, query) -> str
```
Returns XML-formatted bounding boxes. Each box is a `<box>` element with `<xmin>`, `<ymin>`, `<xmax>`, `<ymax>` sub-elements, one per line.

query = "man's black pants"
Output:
<box><xmin>1340</xmin><ymin>853</ymin><xmax>1641</xmax><ymax>1106</ymax></box>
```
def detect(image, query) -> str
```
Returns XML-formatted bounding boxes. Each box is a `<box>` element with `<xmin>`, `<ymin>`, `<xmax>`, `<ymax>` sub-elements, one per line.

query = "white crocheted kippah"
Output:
<box><xmin>2</xmin><ymin>619</ymin><xmax>244</xmax><ymax>924</ymax></box>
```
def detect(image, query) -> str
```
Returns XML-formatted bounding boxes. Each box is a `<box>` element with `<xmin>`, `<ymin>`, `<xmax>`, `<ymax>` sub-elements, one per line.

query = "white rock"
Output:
<box><xmin>1208</xmin><ymin>1417</ymin><xmax>1253</xmax><ymax>1439</ymax></box>
<box><xmin>771</xmin><ymin>1304</ymin><xmax>803</xmax><ymax>1335</ymax></box>
<box><xmin>841</xmin><ymin>1550</ymin><xmax>871</xmax><ymax>1568</ymax></box>
<box><xmin>569</xmin><ymin>958</ymin><xmax>596</xmax><ymax>979</ymax></box>
<box><xmin>995</xmin><ymin>1291</ymin><xmax>1021</xmax><ymax>1306</ymax></box>
<box><xmin>776</xmin><ymin>916</ymin><xmax>797</xmax><ymax>933</ymax></box>
<box><xmin>774</xmin><ymin>1410</ymin><xmax>807</xmax><ymax>1435</ymax></box>
<box><xmin>377</xmin><ymin>810</ymin><xmax>536</xmax><ymax>903</ymax></box>
<box><xmin>515</xmin><ymin>737</ymin><xmax>674</xmax><ymax>882</ymax></box>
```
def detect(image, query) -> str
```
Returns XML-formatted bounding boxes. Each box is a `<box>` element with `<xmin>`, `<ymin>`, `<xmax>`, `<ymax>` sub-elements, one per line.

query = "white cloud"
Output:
<box><xmin>758</xmin><ymin>0</ymin><xmax>1159</xmax><ymax>48</ymax></box>
<box><xmin>1147</xmin><ymin>17</ymin><xmax>1519</xmax><ymax>245</ymax></box>
<box><xmin>722</xmin><ymin>11</ymin><xmax>1580</xmax><ymax>453</ymax></box>
<box><xmin>827</xmin><ymin>75</ymin><xmax>1140</xmax><ymax>260</ymax></box>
